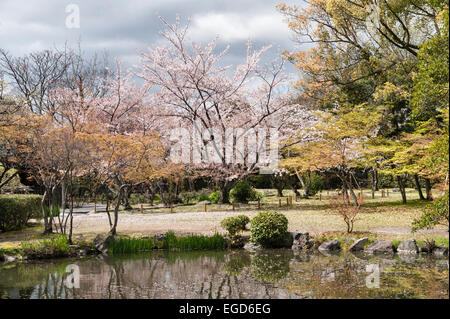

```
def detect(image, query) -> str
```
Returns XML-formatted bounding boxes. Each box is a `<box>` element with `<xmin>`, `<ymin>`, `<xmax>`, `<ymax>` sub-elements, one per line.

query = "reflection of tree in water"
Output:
<box><xmin>250</xmin><ymin>250</ymin><xmax>292</xmax><ymax>283</ymax></box>
<box><xmin>223</xmin><ymin>251</ymin><xmax>251</xmax><ymax>276</ymax></box>
<box><xmin>283</xmin><ymin>253</ymin><xmax>449</xmax><ymax>299</ymax></box>
<box><xmin>0</xmin><ymin>261</ymin><xmax>76</xmax><ymax>299</ymax></box>
<box><xmin>2</xmin><ymin>250</ymin><xmax>446</xmax><ymax>299</ymax></box>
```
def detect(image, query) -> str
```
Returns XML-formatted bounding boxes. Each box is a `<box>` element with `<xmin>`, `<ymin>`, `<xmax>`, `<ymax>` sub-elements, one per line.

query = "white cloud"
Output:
<box><xmin>190</xmin><ymin>12</ymin><xmax>290</xmax><ymax>44</ymax></box>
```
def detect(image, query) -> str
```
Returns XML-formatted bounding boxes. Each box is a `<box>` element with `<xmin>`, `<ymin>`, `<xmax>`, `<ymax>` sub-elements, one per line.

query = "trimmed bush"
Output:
<box><xmin>230</xmin><ymin>181</ymin><xmax>263</xmax><ymax>203</ymax></box>
<box><xmin>250</xmin><ymin>211</ymin><xmax>288</xmax><ymax>247</ymax></box>
<box><xmin>0</xmin><ymin>194</ymin><xmax>42</xmax><ymax>232</ymax></box>
<box><xmin>221</xmin><ymin>215</ymin><xmax>250</xmax><ymax>237</ymax></box>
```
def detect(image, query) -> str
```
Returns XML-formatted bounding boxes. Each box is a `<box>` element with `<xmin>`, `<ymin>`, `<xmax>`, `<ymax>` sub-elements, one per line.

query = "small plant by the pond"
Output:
<box><xmin>21</xmin><ymin>235</ymin><xmax>73</xmax><ymax>258</ymax></box>
<box><xmin>162</xmin><ymin>231</ymin><xmax>227</xmax><ymax>250</ymax></box>
<box><xmin>328</xmin><ymin>196</ymin><xmax>362</xmax><ymax>233</ymax></box>
<box><xmin>250</xmin><ymin>211</ymin><xmax>288</xmax><ymax>248</ymax></box>
<box><xmin>109</xmin><ymin>237</ymin><xmax>155</xmax><ymax>254</ymax></box>
<box><xmin>392</xmin><ymin>239</ymin><xmax>401</xmax><ymax>250</ymax></box>
<box><xmin>221</xmin><ymin>215</ymin><xmax>250</xmax><ymax>237</ymax></box>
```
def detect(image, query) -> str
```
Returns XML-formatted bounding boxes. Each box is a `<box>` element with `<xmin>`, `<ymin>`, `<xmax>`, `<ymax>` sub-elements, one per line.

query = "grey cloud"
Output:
<box><xmin>0</xmin><ymin>0</ymin><xmax>301</xmax><ymax>75</ymax></box>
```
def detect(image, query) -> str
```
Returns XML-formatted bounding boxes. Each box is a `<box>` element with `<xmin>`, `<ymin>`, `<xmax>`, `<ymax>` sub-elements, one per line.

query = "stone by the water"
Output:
<box><xmin>348</xmin><ymin>237</ymin><xmax>369</xmax><ymax>252</ymax></box>
<box><xmin>397</xmin><ymin>239</ymin><xmax>419</xmax><ymax>254</ymax></box>
<box><xmin>364</xmin><ymin>240</ymin><xmax>394</xmax><ymax>255</ymax></box>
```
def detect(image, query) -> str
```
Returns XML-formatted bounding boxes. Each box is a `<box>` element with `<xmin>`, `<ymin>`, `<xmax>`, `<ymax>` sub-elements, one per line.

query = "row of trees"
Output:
<box><xmin>277</xmin><ymin>0</ymin><xmax>448</xmax><ymax>219</ymax></box>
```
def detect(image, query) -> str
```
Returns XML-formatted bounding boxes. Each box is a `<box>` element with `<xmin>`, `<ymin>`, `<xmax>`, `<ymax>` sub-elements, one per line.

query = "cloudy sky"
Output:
<box><xmin>0</xmin><ymin>0</ymin><xmax>303</xmax><ymax>75</ymax></box>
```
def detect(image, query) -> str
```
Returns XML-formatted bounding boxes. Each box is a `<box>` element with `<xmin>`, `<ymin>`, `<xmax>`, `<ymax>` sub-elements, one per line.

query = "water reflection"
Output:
<box><xmin>0</xmin><ymin>250</ymin><xmax>448</xmax><ymax>299</ymax></box>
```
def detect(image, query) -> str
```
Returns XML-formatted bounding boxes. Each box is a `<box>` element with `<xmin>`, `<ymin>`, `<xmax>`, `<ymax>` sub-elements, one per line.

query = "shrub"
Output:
<box><xmin>0</xmin><ymin>194</ymin><xmax>42</xmax><ymax>232</ymax></box>
<box><xmin>197</xmin><ymin>193</ymin><xmax>211</xmax><ymax>202</ymax></box>
<box><xmin>250</xmin><ymin>211</ymin><xmax>288</xmax><ymax>247</ymax></box>
<box><xmin>230</xmin><ymin>181</ymin><xmax>263</xmax><ymax>203</ymax></box>
<box><xmin>328</xmin><ymin>196</ymin><xmax>362</xmax><ymax>233</ymax></box>
<box><xmin>179</xmin><ymin>192</ymin><xmax>198</xmax><ymax>205</ymax></box>
<box><xmin>129</xmin><ymin>194</ymin><xmax>148</xmax><ymax>205</ymax></box>
<box><xmin>21</xmin><ymin>235</ymin><xmax>73</xmax><ymax>258</ymax></box>
<box><xmin>221</xmin><ymin>215</ymin><xmax>250</xmax><ymax>237</ymax></box>
<box><xmin>309</xmin><ymin>173</ymin><xmax>324</xmax><ymax>196</ymax></box>
<box><xmin>208</xmin><ymin>190</ymin><xmax>220</xmax><ymax>204</ymax></box>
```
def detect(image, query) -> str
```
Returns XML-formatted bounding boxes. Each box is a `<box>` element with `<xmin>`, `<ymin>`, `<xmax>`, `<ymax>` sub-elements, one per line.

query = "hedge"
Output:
<box><xmin>0</xmin><ymin>194</ymin><xmax>42</xmax><ymax>232</ymax></box>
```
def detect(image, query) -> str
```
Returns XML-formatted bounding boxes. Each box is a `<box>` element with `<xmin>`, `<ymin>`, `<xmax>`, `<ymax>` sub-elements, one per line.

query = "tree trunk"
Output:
<box><xmin>122</xmin><ymin>187</ymin><xmax>132</xmax><ymax>210</ymax></box>
<box><xmin>290</xmin><ymin>183</ymin><xmax>300</xmax><ymax>197</ymax></box>
<box><xmin>276</xmin><ymin>186</ymin><xmax>284</xmax><ymax>197</ymax></box>
<box><xmin>68</xmin><ymin>191</ymin><xmax>74</xmax><ymax>244</ymax></box>
<box><xmin>424</xmin><ymin>178</ymin><xmax>433</xmax><ymax>201</ymax></box>
<box><xmin>305</xmin><ymin>170</ymin><xmax>312</xmax><ymax>198</ymax></box>
<box><xmin>345</xmin><ymin>174</ymin><xmax>359</xmax><ymax>206</ymax></box>
<box><xmin>109</xmin><ymin>186</ymin><xmax>125</xmax><ymax>236</ymax></box>
<box><xmin>218</xmin><ymin>181</ymin><xmax>233</xmax><ymax>204</ymax></box>
<box><xmin>41</xmin><ymin>190</ymin><xmax>51</xmax><ymax>234</ymax></box>
<box><xmin>396</xmin><ymin>175</ymin><xmax>407</xmax><ymax>204</ymax></box>
<box><xmin>146</xmin><ymin>187</ymin><xmax>155</xmax><ymax>206</ymax></box>
<box><xmin>413</xmin><ymin>174</ymin><xmax>425</xmax><ymax>200</ymax></box>
<box><xmin>371</xmin><ymin>167</ymin><xmax>379</xmax><ymax>193</ymax></box>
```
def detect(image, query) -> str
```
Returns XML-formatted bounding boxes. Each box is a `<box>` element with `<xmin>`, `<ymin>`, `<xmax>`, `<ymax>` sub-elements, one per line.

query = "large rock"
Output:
<box><xmin>291</xmin><ymin>232</ymin><xmax>314</xmax><ymax>250</ymax></box>
<box><xmin>397</xmin><ymin>239</ymin><xmax>419</xmax><ymax>254</ymax></box>
<box><xmin>348</xmin><ymin>237</ymin><xmax>369</xmax><ymax>252</ymax></box>
<box><xmin>227</xmin><ymin>235</ymin><xmax>249</xmax><ymax>249</ymax></box>
<box><xmin>432</xmin><ymin>246</ymin><xmax>449</xmax><ymax>258</ymax></box>
<box><xmin>0</xmin><ymin>255</ymin><xmax>17</xmax><ymax>263</ymax></box>
<box><xmin>243</xmin><ymin>242</ymin><xmax>262</xmax><ymax>251</ymax></box>
<box><xmin>94</xmin><ymin>234</ymin><xmax>116</xmax><ymax>255</ymax></box>
<box><xmin>280</xmin><ymin>232</ymin><xmax>295</xmax><ymax>248</ymax></box>
<box><xmin>364</xmin><ymin>240</ymin><xmax>394</xmax><ymax>255</ymax></box>
<box><xmin>318</xmin><ymin>240</ymin><xmax>341</xmax><ymax>252</ymax></box>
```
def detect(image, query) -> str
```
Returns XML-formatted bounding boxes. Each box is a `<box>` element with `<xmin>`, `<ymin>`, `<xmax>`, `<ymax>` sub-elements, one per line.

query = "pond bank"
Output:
<box><xmin>1</xmin><ymin>231</ymin><xmax>448</xmax><ymax>265</ymax></box>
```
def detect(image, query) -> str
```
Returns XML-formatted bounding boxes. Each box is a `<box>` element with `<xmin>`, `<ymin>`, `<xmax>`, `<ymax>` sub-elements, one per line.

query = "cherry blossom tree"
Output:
<box><xmin>137</xmin><ymin>17</ymin><xmax>298</xmax><ymax>203</ymax></box>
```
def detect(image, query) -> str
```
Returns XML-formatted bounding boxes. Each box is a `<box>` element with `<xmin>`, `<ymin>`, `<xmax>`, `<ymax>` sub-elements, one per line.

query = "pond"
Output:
<box><xmin>0</xmin><ymin>250</ymin><xmax>448</xmax><ymax>299</ymax></box>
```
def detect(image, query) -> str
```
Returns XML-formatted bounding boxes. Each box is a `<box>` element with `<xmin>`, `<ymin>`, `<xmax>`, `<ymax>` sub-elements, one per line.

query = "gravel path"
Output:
<box><xmin>70</xmin><ymin>210</ymin><xmax>449</xmax><ymax>238</ymax></box>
